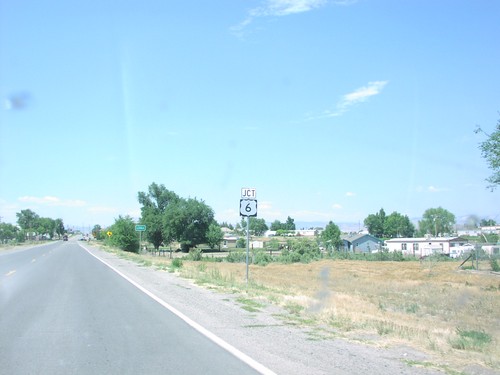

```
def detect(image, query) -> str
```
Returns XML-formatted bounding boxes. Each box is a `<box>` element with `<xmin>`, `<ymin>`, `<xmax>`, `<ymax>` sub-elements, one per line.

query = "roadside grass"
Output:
<box><xmin>94</xmin><ymin>243</ymin><xmax>500</xmax><ymax>373</ymax></box>
<box><xmin>176</xmin><ymin>259</ymin><xmax>500</xmax><ymax>372</ymax></box>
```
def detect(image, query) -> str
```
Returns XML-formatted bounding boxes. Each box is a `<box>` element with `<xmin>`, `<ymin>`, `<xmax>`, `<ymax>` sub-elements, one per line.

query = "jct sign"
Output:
<box><xmin>241</xmin><ymin>188</ymin><xmax>256</xmax><ymax>200</ymax></box>
<box><xmin>240</xmin><ymin>187</ymin><xmax>257</xmax><ymax>217</ymax></box>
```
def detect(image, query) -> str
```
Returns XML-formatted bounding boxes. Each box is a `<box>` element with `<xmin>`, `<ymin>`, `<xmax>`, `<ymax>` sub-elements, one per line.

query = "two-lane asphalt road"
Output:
<box><xmin>0</xmin><ymin>241</ymin><xmax>264</xmax><ymax>374</ymax></box>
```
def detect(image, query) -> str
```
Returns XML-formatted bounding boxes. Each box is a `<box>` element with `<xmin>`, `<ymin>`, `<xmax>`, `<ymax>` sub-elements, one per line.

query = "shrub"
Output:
<box><xmin>171</xmin><ymin>258</ymin><xmax>183</xmax><ymax>269</ymax></box>
<box><xmin>329</xmin><ymin>251</ymin><xmax>353</xmax><ymax>260</ymax></box>
<box><xmin>253</xmin><ymin>250</ymin><xmax>273</xmax><ymax>266</ymax></box>
<box><xmin>375</xmin><ymin>249</ymin><xmax>390</xmax><ymax>261</ymax></box>
<box><xmin>188</xmin><ymin>248</ymin><xmax>203</xmax><ymax>261</ymax></box>
<box><xmin>108</xmin><ymin>215</ymin><xmax>140</xmax><ymax>253</ymax></box>
<box><xmin>225</xmin><ymin>250</ymin><xmax>246</xmax><ymax>263</ymax></box>
<box><xmin>279</xmin><ymin>249</ymin><xmax>302</xmax><ymax>264</ymax></box>
<box><xmin>490</xmin><ymin>258</ymin><xmax>500</xmax><ymax>272</ymax></box>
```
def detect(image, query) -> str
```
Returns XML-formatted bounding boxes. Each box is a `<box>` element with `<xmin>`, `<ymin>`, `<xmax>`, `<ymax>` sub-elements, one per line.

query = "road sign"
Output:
<box><xmin>240</xmin><ymin>199</ymin><xmax>257</xmax><ymax>217</ymax></box>
<box><xmin>241</xmin><ymin>188</ymin><xmax>256</xmax><ymax>200</ymax></box>
<box><xmin>135</xmin><ymin>225</ymin><xmax>146</xmax><ymax>231</ymax></box>
<box><xmin>106</xmin><ymin>231</ymin><xmax>112</xmax><ymax>237</ymax></box>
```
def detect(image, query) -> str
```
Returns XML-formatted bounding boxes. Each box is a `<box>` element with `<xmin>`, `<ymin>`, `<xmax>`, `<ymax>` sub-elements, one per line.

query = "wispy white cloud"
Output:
<box><xmin>259</xmin><ymin>0</ymin><xmax>328</xmax><ymax>16</ymax></box>
<box><xmin>415</xmin><ymin>185</ymin><xmax>450</xmax><ymax>193</ymax></box>
<box><xmin>427</xmin><ymin>185</ymin><xmax>450</xmax><ymax>193</ymax></box>
<box><xmin>232</xmin><ymin>0</ymin><xmax>332</xmax><ymax>35</ymax></box>
<box><xmin>345</xmin><ymin>191</ymin><xmax>356</xmax><ymax>197</ymax></box>
<box><xmin>18</xmin><ymin>196</ymin><xmax>86</xmax><ymax>207</ymax></box>
<box><xmin>332</xmin><ymin>203</ymin><xmax>343</xmax><ymax>209</ymax></box>
<box><xmin>307</xmin><ymin>81</ymin><xmax>388</xmax><ymax>120</ymax></box>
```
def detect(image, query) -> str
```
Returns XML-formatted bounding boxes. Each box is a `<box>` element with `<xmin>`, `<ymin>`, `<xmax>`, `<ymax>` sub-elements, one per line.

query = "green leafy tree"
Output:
<box><xmin>54</xmin><ymin>218</ymin><xmax>65</xmax><ymax>239</ymax></box>
<box><xmin>285</xmin><ymin>216</ymin><xmax>296</xmax><ymax>230</ymax></box>
<box><xmin>418</xmin><ymin>207</ymin><xmax>456</xmax><ymax>236</ymax></box>
<box><xmin>0</xmin><ymin>223</ymin><xmax>19</xmax><ymax>243</ymax></box>
<box><xmin>240</xmin><ymin>217</ymin><xmax>268</xmax><ymax>236</ymax></box>
<box><xmin>270</xmin><ymin>217</ymin><xmax>296</xmax><ymax>231</ymax></box>
<box><xmin>16</xmin><ymin>209</ymin><xmax>40</xmax><ymax>239</ymax></box>
<box><xmin>37</xmin><ymin>217</ymin><xmax>56</xmax><ymax>239</ymax></box>
<box><xmin>252</xmin><ymin>218</ymin><xmax>269</xmax><ymax>236</ymax></box>
<box><xmin>364</xmin><ymin>209</ymin><xmax>414</xmax><ymax>238</ymax></box>
<box><xmin>364</xmin><ymin>208</ymin><xmax>386</xmax><ymax>238</ymax></box>
<box><xmin>92</xmin><ymin>224</ymin><xmax>103</xmax><ymax>240</ymax></box>
<box><xmin>206</xmin><ymin>222</ymin><xmax>224</xmax><ymax>249</ymax></box>
<box><xmin>108</xmin><ymin>215</ymin><xmax>140</xmax><ymax>253</ymax></box>
<box><xmin>476</xmin><ymin>116</ymin><xmax>500</xmax><ymax>190</ymax></box>
<box><xmin>138</xmin><ymin>183</ymin><xmax>180</xmax><ymax>250</ymax></box>
<box><xmin>236</xmin><ymin>237</ymin><xmax>246</xmax><ymax>248</ymax></box>
<box><xmin>321</xmin><ymin>221</ymin><xmax>342</xmax><ymax>251</ymax></box>
<box><xmin>384</xmin><ymin>212</ymin><xmax>415</xmax><ymax>238</ymax></box>
<box><xmin>270</xmin><ymin>220</ymin><xmax>283</xmax><ymax>231</ymax></box>
<box><xmin>480</xmin><ymin>218</ymin><xmax>497</xmax><ymax>226</ymax></box>
<box><xmin>163</xmin><ymin>198</ymin><xmax>214</xmax><ymax>252</ymax></box>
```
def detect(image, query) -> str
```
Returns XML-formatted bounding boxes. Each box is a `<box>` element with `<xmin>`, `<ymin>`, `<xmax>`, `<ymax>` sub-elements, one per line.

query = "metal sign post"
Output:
<box><xmin>246</xmin><ymin>216</ymin><xmax>250</xmax><ymax>284</ymax></box>
<box><xmin>240</xmin><ymin>188</ymin><xmax>257</xmax><ymax>286</ymax></box>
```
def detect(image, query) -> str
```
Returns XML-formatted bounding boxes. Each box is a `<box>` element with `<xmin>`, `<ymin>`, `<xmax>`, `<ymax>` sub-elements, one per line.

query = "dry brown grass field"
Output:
<box><xmin>102</xmin><ymin>244</ymin><xmax>500</xmax><ymax>373</ymax></box>
<box><xmin>176</xmin><ymin>258</ymin><xmax>500</xmax><ymax>372</ymax></box>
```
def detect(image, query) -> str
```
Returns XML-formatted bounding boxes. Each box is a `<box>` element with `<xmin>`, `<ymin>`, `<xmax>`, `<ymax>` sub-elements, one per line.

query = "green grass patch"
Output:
<box><xmin>450</xmin><ymin>329</ymin><xmax>492</xmax><ymax>351</ymax></box>
<box><xmin>236</xmin><ymin>297</ymin><xmax>265</xmax><ymax>312</ymax></box>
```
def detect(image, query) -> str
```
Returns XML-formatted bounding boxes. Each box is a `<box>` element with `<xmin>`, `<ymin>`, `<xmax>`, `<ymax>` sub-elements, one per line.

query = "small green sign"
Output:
<box><xmin>135</xmin><ymin>224</ymin><xmax>146</xmax><ymax>231</ymax></box>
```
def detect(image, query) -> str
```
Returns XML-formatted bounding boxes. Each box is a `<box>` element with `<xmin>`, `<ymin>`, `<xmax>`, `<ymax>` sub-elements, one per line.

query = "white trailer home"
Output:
<box><xmin>385</xmin><ymin>236</ymin><xmax>473</xmax><ymax>257</ymax></box>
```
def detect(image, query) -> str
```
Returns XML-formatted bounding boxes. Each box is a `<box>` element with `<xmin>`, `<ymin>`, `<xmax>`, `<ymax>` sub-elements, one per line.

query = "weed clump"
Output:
<box><xmin>450</xmin><ymin>329</ymin><xmax>492</xmax><ymax>351</ymax></box>
<box><xmin>188</xmin><ymin>248</ymin><xmax>203</xmax><ymax>261</ymax></box>
<box><xmin>170</xmin><ymin>258</ymin><xmax>183</xmax><ymax>270</ymax></box>
<box><xmin>490</xmin><ymin>258</ymin><xmax>500</xmax><ymax>272</ymax></box>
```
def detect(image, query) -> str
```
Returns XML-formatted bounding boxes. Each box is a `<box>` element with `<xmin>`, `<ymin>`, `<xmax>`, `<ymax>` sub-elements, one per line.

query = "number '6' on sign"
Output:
<box><xmin>240</xmin><ymin>199</ymin><xmax>257</xmax><ymax>217</ymax></box>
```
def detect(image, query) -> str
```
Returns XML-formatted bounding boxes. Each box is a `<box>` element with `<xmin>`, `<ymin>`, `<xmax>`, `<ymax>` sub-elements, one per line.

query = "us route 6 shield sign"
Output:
<box><xmin>239</xmin><ymin>199</ymin><xmax>257</xmax><ymax>217</ymax></box>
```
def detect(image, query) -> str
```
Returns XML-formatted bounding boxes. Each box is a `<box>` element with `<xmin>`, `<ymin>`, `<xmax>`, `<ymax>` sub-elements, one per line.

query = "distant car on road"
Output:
<box><xmin>63</xmin><ymin>235</ymin><xmax>68</xmax><ymax>241</ymax></box>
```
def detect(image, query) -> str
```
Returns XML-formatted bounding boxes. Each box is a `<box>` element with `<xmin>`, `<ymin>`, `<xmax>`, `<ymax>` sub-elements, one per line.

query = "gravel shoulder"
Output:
<box><xmin>80</xmin><ymin>243</ymin><xmax>490</xmax><ymax>375</ymax></box>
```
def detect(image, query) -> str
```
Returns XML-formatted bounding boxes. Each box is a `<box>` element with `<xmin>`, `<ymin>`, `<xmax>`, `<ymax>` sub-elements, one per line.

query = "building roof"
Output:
<box><xmin>341</xmin><ymin>233</ymin><xmax>382</xmax><ymax>243</ymax></box>
<box><xmin>385</xmin><ymin>236</ymin><xmax>467</xmax><ymax>243</ymax></box>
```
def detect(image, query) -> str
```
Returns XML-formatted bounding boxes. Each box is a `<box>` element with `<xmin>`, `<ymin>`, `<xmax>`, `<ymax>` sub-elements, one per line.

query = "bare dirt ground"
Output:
<box><xmin>80</xmin><ymin>242</ymin><xmax>499</xmax><ymax>375</ymax></box>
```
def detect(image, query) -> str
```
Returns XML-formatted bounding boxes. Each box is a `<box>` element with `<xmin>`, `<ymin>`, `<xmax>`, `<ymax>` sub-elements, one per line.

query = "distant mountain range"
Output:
<box><xmin>293</xmin><ymin>221</ymin><xmax>363</xmax><ymax>233</ymax></box>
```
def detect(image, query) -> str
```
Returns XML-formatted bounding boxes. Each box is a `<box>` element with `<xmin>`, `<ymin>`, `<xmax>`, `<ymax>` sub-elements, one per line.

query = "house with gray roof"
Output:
<box><xmin>341</xmin><ymin>233</ymin><xmax>383</xmax><ymax>253</ymax></box>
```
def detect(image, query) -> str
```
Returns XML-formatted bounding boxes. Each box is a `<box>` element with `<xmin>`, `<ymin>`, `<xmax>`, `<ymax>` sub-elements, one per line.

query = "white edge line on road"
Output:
<box><xmin>79</xmin><ymin>243</ymin><xmax>276</xmax><ymax>375</ymax></box>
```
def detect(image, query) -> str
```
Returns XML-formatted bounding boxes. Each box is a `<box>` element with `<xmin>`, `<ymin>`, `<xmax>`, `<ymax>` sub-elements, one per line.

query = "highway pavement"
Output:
<box><xmin>0</xmin><ymin>241</ymin><xmax>263</xmax><ymax>374</ymax></box>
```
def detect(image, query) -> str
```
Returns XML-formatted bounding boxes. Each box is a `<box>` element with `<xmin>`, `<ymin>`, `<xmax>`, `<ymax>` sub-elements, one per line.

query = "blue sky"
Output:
<box><xmin>1</xmin><ymin>0</ymin><xmax>499</xmax><ymax>230</ymax></box>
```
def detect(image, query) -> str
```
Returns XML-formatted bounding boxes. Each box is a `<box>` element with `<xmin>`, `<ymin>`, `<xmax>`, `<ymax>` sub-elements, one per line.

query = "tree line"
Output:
<box><xmin>0</xmin><ymin>209</ymin><xmax>65</xmax><ymax>243</ymax></box>
<box><xmin>364</xmin><ymin>207</ymin><xmax>497</xmax><ymax>239</ymax></box>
